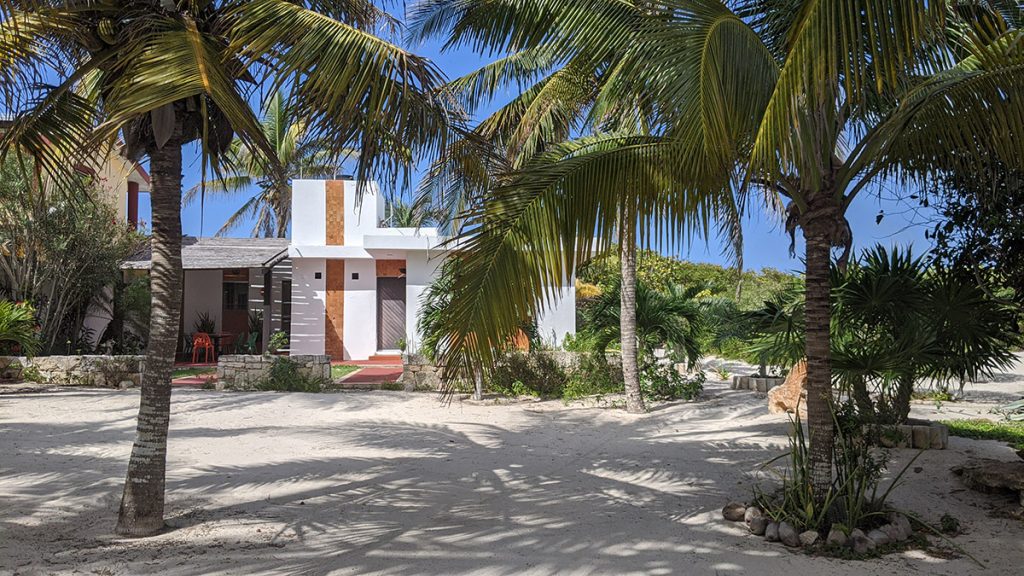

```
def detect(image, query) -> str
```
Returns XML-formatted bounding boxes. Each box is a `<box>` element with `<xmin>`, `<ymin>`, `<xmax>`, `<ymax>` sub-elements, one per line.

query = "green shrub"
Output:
<box><xmin>639</xmin><ymin>359</ymin><xmax>704</xmax><ymax>401</ymax></box>
<box><xmin>562</xmin><ymin>353</ymin><xmax>624</xmax><ymax>400</ymax></box>
<box><xmin>755</xmin><ymin>402</ymin><xmax>919</xmax><ymax>533</ymax></box>
<box><xmin>0</xmin><ymin>300</ymin><xmax>39</xmax><ymax>356</ymax></box>
<box><xmin>267</xmin><ymin>330</ymin><xmax>289</xmax><ymax>354</ymax></box>
<box><xmin>255</xmin><ymin>357</ymin><xmax>326</xmax><ymax>392</ymax></box>
<box><xmin>941</xmin><ymin>418</ymin><xmax>1024</xmax><ymax>451</ymax></box>
<box><xmin>488</xmin><ymin>352</ymin><xmax>566</xmax><ymax>398</ymax></box>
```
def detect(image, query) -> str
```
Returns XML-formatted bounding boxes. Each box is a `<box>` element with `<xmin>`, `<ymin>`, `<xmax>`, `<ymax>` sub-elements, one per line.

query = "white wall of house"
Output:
<box><xmin>405</xmin><ymin>250</ymin><xmax>444</xmax><ymax>355</ymax></box>
<box><xmin>289</xmin><ymin>257</ymin><xmax>326</xmax><ymax>355</ymax></box>
<box><xmin>343</xmin><ymin>259</ymin><xmax>377</xmax><ymax>359</ymax></box>
<box><xmin>343</xmin><ymin>180</ymin><xmax>382</xmax><ymax>246</ymax></box>
<box><xmin>292</xmin><ymin>180</ymin><xmax>327</xmax><ymax>246</ymax></box>
<box><xmin>183</xmin><ymin>269</ymin><xmax>222</xmax><ymax>334</ymax></box>
<box><xmin>536</xmin><ymin>284</ymin><xmax>577</xmax><ymax>347</ymax></box>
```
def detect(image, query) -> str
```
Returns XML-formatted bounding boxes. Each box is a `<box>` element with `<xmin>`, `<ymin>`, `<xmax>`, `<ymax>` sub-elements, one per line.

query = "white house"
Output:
<box><xmin>287</xmin><ymin>179</ymin><xmax>576</xmax><ymax>360</ymax></box>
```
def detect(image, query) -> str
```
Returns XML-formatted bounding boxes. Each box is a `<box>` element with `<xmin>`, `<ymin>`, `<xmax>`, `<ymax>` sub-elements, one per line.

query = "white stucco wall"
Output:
<box><xmin>536</xmin><ymin>282</ymin><xmax>577</xmax><ymax>347</ymax></box>
<box><xmin>343</xmin><ymin>259</ymin><xmax>377</xmax><ymax>360</ymax></box>
<box><xmin>343</xmin><ymin>180</ymin><xmax>382</xmax><ymax>246</ymax></box>
<box><xmin>183</xmin><ymin>270</ymin><xmax>223</xmax><ymax>335</ymax></box>
<box><xmin>291</xmin><ymin>180</ymin><xmax>326</xmax><ymax>246</ymax></box>
<box><xmin>289</xmin><ymin>258</ymin><xmax>325</xmax><ymax>355</ymax></box>
<box><xmin>405</xmin><ymin>250</ymin><xmax>444</xmax><ymax>355</ymax></box>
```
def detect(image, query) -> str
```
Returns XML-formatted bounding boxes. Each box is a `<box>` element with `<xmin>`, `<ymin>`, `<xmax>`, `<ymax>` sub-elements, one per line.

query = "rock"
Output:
<box><xmin>778</xmin><ymin>521</ymin><xmax>800</xmax><ymax>547</ymax></box>
<box><xmin>912</xmin><ymin>425</ymin><xmax>932</xmax><ymax>449</ymax></box>
<box><xmin>952</xmin><ymin>459</ymin><xmax>1024</xmax><ymax>508</ymax></box>
<box><xmin>867</xmin><ymin>528</ymin><xmax>891</xmax><ymax>546</ymax></box>
<box><xmin>930</xmin><ymin>424</ymin><xmax>948</xmax><ymax>449</ymax></box>
<box><xmin>826</xmin><ymin>526</ymin><xmax>848</xmax><ymax>547</ymax></box>
<box><xmin>765</xmin><ymin>521</ymin><xmax>780</xmax><ymax>542</ymax></box>
<box><xmin>887</xmin><ymin>513</ymin><xmax>913</xmax><ymax>540</ymax></box>
<box><xmin>748</xmin><ymin>516</ymin><xmax>769</xmax><ymax>536</ymax></box>
<box><xmin>849</xmin><ymin>529</ymin><xmax>875</xmax><ymax>554</ymax></box>
<box><xmin>767</xmin><ymin>360</ymin><xmax>807</xmax><ymax>418</ymax></box>
<box><xmin>798</xmin><ymin>530</ymin><xmax>819</xmax><ymax>547</ymax></box>
<box><xmin>722</xmin><ymin>502</ymin><xmax>746</xmax><ymax>521</ymax></box>
<box><xmin>743</xmin><ymin>506</ymin><xmax>763</xmax><ymax>524</ymax></box>
<box><xmin>881</xmin><ymin>523</ymin><xmax>903</xmax><ymax>542</ymax></box>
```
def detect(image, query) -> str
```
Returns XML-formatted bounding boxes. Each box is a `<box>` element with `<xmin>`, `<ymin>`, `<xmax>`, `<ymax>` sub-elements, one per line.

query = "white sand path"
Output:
<box><xmin>2</xmin><ymin>357</ymin><xmax>1023</xmax><ymax>575</ymax></box>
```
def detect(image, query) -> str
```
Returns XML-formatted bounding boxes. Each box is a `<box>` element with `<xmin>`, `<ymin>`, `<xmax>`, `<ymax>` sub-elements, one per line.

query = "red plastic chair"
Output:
<box><xmin>192</xmin><ymin>332</ymin><xmax>216</xmax><ymax>364</ymax></box>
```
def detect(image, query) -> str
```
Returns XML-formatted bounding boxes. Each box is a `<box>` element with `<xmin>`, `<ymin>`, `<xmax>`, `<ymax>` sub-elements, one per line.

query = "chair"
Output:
<box><xmin>191</xmin><ymin>332</ymin><xmax>216</xmax><ymax>364</ymax></box>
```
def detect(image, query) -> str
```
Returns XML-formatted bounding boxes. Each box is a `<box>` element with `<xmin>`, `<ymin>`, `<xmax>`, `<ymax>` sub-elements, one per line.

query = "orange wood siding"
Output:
<box><xmin>325</xmin><ymin>180</ymin><xmax>345</xmax><ymax>246</ymax></box>
<box><xmin>375</xmin><ymin>259</ymin><xmax>406</xmax><ymax>278</ymax></box>
<box><xmin>325</xmin><ymin>260</ymin><xmax>345</xmax><ymax>359</ymax></box>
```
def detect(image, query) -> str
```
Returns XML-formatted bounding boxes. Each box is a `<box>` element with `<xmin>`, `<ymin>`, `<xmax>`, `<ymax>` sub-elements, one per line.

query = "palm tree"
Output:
<box><xmin>582</xmin><ymin>278</ymin><xmax>708</xmax><ymax>367</ymax></box>
<box><xmin>410</xmin><ymin>0</ymin><xmax>1024</xmax><ymax>496</ymax></box>
<box><xmin>0</xmin><ymin>0</ymin><xmax>450</xmax><ymax>536</ymax></box>
<box><xmin>184</xmin><ymin>91</ymin><xmax>355</xmax><ymax>238</ymax></box>
<box><xmin>410</xmin><ymin>5</ymin><xmax>740</xmax><ymax>412</ymax></box>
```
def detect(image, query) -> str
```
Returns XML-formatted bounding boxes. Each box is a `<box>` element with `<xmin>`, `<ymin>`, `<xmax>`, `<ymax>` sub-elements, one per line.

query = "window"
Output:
<box><xmin>281</xmin><ymin>280</ymin><xmax>292</xmax><ymax>337</ymax></box>
<box><xmin>223</xmin><ymin>282</ymin><xmax>248</xmax><ymax>311</ymax></box>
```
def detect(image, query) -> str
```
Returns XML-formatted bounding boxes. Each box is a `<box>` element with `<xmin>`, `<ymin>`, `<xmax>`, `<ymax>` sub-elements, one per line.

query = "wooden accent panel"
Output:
<box><xmin>375</xmin><ymin>259</ymin><xmax>406</xmax><ymax>278</ymax></box>
<box><xmin>325</xmin><ymin>260</ymin><xmax>345</xmax><ymax>359</ymax></box>
<box><xmin>325</xmin><ymin>180</ymin><xmax>345</xmax><ymax>246</ymax></box>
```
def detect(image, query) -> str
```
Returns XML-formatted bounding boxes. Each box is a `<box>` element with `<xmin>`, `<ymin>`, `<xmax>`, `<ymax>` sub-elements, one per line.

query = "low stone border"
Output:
<box><xmin>731</xmin><ymin>374</ymin><xmax>784</xmax><ymax>393</ymax></box>
<box><xmin>871</xmin><ymin>421</ymin><xmax>949</xmax><ymax>450</ymax></box>
<box><xmin>723</xmin><ymin>501</ymin><xmax>915</xmax><ymax>553</ymax></box>
<box><xmin>0</xmin><ymin>355</ymin><xmax>144</xmax><ymax>388</ymax></box>
<box><xmin>216</xmin><ymin>354</ymin><xmax>331</xmax><ymax>390</ymax></box>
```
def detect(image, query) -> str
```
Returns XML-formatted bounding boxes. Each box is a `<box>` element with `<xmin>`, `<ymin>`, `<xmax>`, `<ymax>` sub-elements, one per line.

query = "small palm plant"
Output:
<box><xmin>0</xmin><ymin>300</ymin><xmax>39</xmax><ymax>357</ymax></box>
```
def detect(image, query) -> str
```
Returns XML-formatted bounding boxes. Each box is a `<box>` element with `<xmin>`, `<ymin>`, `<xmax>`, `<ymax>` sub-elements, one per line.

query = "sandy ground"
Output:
<box><xmin>2</xmin><ymin>358</ymin><xmax>1024</xmax><ymax>576</ymax></box>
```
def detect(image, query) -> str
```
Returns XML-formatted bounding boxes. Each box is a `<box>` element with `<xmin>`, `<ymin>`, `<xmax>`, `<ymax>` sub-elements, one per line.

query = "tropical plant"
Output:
<box><xmin>0</xmin><ymin>300</ymin><xmax>39</xmax><ymax>356</ymax></box>
<box><xmin>0</xmin><ymin>0</ymin><xmax>450</xmax><ymax>536</ymax></box>
<box><xmin>192</xmin><ymin>311</ymin><xmax>216</xmax><ymax>335</ymax></box>
<box><xmin>581</xmin><ymin>278</ymin><xmax>708</xmax><ymax>366</ymax></box>
<box><xmin>929</xmin><ymin>160</ymin><xmax>1024</xmax><ymax>312</ymax></box>
<box><xmin>267</xmin><ymin>330</ymin><xmax>289</xmax><ymax>355</ymax></box>
<box><xmin>382</xmin><ymin>194</ymin><xmax>437</xmax><ymax>228</ymax></box>
<box><xmin>184</xmin><ymin>91</ymin><xmax>353</xmax><ymax>237</ymax></box>
<box><xmin>410</xmin><ymin>0</ymin><xmax>741</xmax><ymax>413</ymax></box>
<box><xmin>412</xmin><ymin>0</ymin><xmax>1024</xmax><ymax>495</ymax></box>
<box><xmin>0</xmin><ymin>156</ymin><xmax>144</xmax><ymax>354</ymax></box>
<box><xmin>746</xmin><ymin>245</ymin><xmax>1019</xmax><ymax>425</ymax></box>
<box><xmin>255</xmin><ymin>356</ymin><xmax>327</xmax><ymax>392</ymax></box>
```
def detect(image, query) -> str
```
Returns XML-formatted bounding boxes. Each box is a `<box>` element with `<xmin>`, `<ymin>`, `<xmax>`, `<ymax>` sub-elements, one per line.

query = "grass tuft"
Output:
<box><xmin>940</xmin><ymin>419</ymin><xmax>1024</xmax><ymax>451</ymax></box>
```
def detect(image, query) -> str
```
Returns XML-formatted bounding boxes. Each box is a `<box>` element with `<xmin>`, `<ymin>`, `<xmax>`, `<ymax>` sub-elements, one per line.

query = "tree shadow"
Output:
<box><xmin>2</xmin><ymin>385</ymin><xmax>1020</xmax><ymax>575</ymax></box>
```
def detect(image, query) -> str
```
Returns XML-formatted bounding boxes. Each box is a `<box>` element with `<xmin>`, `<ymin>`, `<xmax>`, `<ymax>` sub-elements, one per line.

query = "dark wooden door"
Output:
<box><xmin>377</xmin><ymin>277</ymin><xmax>406</xmax><ymax>350</ymax></box>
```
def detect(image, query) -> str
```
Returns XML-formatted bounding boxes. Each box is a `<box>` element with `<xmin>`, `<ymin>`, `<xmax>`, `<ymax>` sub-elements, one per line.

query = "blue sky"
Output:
<box><xmin>137</xmin><ymin>37</ymin><xmax>936</xmax><ymax>274</ymax></box>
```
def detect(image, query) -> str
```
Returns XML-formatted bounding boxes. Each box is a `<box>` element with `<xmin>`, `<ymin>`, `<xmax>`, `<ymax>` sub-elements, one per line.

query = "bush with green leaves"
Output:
<box><xmin>0</xmin><ymin>300</ymin><xmax>40</xmax><ymax>357</ymax></box>
<box><xmin>755</xmin><ymin>402</ymin><xmax>919</xmax><ymax>534</ymax></box>
<box><xmin>488</xmin><ymin>351</ymin><xmax>566</xmax><ymax>398</ymax></box>
<box><xmin>639</xmin><ymin>358</ymin><xmax>704</xmax><ymax>401</ymax></box>
<box><xmin>254</xmin><ymin>357</ymin><xmax>326</xmax><ymax>393</ymax></box>
<box><xmin>267</xmin><ymin>330</ymin><xmax>289</xmax><ymax>354</ymax></box>
<box><xmin>562</xmin><ymin>353</ymin><xmax>625</xmax><ymax>400</ymax></box>
<box><xmin>0</xmin><ymin>157</ymin><xmax>144</xmax><ymax>354</ymax></box>
<box><xmin>743</xmin><ymin>245</ymin><xmax>1019</xmax><ymax>425</ymax></box>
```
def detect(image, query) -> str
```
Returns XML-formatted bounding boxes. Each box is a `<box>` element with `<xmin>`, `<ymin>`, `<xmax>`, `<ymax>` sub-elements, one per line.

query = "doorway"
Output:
<box><xmin>376</xmin><ymin>277</ymin><xmax>406</xmax><ymax>350</ymax></box>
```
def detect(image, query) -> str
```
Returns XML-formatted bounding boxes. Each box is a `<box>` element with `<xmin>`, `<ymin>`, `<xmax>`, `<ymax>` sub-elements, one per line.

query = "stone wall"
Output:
<box><xmin>400</xmin><ymin>351</ymin><xmax>624</xmax><ymax>392</ymax></box>
<box><xmin>0</xmin><ymin>355</ymin><xmax>144</xmax><ymax>388</ymax></box>
<box><xmin>216</xmin><ymin>354</ymin><xmax>331</xmax><ymax>390</ymax></box>
<box><xmin>731</xmin><ymin>375</ymin><xmax>785</xmax><ymax>393</ymax></box>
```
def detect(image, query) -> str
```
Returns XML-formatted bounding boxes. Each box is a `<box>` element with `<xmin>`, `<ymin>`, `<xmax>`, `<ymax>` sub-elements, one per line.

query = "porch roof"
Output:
<box><xmin>122</xmin><ymin>237</ymin><xmax>289</xmax><ymax>271</ymax></box>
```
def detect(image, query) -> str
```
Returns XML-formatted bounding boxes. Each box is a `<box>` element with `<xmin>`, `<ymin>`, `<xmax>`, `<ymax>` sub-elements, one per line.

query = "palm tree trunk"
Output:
<box><xmin>803</xmin><ymin>225</ymin><xmax>834</xmax><ymax>500</ymax></box>
<box><xmin>619</xmin><ymin>214</ymin><xmax>645</xmax><ymax>413</ymax></box>
<box><xmin>115</xmin><ymin>134</ymin><xmax>184</xmax><ymax>537</ymax></box>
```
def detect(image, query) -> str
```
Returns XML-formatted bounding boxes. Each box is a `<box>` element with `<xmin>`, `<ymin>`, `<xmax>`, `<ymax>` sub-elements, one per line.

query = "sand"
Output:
<box><xmin>2</xmin><ymin>357</ymin><xmax>1023</xmax><ymax>576</ymax></box>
